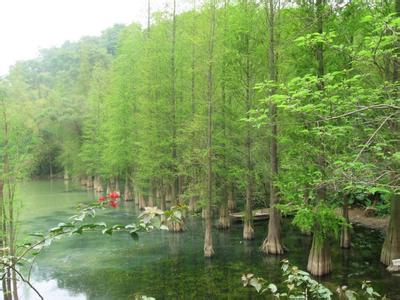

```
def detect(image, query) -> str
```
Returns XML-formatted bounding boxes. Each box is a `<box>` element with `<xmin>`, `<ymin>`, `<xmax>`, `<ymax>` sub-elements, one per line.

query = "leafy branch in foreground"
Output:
<box><xmin>1</xmin><ymin>192</ymin><xmax>185</xmax><ymax>299</ymax></box>
<box><xmin>242</xmin><ymin>260</ymin><xmax>387</xmax><ymax>300</ymax></box>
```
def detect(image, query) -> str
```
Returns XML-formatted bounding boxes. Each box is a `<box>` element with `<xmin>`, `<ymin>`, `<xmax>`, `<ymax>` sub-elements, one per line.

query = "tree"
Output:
<box><xmin>261</xmin><ymin>0</ymin><xmax>284</xmax><ymax>255</ymax></box>
<box><xmin>204</xmin><ymin>0</ymin><xmax>217</xmax><ymax>258</ymax></box>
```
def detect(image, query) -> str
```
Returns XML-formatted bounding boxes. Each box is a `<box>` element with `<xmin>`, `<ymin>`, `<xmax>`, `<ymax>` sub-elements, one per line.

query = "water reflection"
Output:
<box><xmin>14</xmin><ymin>180</ymin><xmax>400</xmax><ymax>299</ymax></box>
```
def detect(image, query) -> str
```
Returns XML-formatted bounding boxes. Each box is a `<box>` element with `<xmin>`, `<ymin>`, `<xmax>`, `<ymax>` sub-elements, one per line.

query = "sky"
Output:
<box><xmin>0</xmin><ymin>0</ymin><xmax>177</xmax><ymax>76</ymax></box>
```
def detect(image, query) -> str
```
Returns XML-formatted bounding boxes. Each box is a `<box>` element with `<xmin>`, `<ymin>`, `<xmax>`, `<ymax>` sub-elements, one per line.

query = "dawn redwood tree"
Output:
<box><xmin>204</xmin><ymin>0</ymin><xmax>217</xmax><ymax>258</ymax></box>
<box><xmin>0</xmin><ymin>80</ymin><xmax>37</xmax><ymax>300</ymax></box>
<box><xmin>216</xmin><ymin>0</ymin><xmax>231</xmax><ymax>230</ymax></box>
<box><xmin>240</xmin><ymin>0</ymin><xmax>257</xmax><ymax>241</ymax></box>
<box><xmin>261</xmin><ymin>0</ymin><xmax>284</xmax><ymax>255</ymax></box>
<box><xmin>304</xmin><ymin>0</ymin><xmax>334</xmax><ymax>277</ymax></box>
<box><xmin>380</xmin><ymin>0</ymin><xmax>400</xmax><ymax>267</ymax></box>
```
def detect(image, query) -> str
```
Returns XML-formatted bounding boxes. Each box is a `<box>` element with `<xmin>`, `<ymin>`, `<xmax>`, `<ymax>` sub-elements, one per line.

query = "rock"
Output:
<box><xmin>364</xmin><ymin>206</ymin><xmax>378</xmax><ymax>217</ymax></box>
<box><xmin>387</xmin><ymin>260</ymin><xmax>400</xmax><ymax>273</ymax></box>
<box><xmin>387</xmin><ymin>264</ymin><xmax>400</xmax><ymax>273</ymax></box>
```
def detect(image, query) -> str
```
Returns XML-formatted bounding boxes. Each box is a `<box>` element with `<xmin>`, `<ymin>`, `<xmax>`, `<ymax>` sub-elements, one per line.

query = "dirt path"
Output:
<box><xmin>347</xmin><ymin>207</ymin><xmax>389</xmax><ymax>230</ymax></box>
<box><xmin>230</xmin><ymin>207</ymin><xmax>389</xmax><ymax>230</ymax></box>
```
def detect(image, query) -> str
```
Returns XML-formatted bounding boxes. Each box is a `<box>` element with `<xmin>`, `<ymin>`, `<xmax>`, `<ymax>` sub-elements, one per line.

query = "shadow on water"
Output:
<box><xmin>16</xmin><ymin>180</ymin><xmax>400</xmax><ymax>299</ymax></box>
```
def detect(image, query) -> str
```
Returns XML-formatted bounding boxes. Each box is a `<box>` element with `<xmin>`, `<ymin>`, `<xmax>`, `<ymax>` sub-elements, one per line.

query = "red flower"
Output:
<box><xmin>110</xmin><ymin>200</ymin><xmax>119</xmax><ymax>208</ymax></box>
<box><xmin>98</xmin><ymin>196</ymin><xmax>107</xmax><ymax>202</ymax></box>
<box><xmin>108</xmin><ymin>191</ymin><xmax>120</xmax><ymax>199</ymax></box>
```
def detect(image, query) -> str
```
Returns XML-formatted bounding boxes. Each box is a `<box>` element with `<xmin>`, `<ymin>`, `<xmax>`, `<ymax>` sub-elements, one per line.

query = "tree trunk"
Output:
<box><xmin>243</xmin><ymin>0</ymin><xmax>254</xmax><ymax>241</ymax></box>
<box><xmin>217</xmin><ymin>0</ymin><xmax>231</xmax><ymax>232</ymax></box>
<box><xmin>49</xmin><ymin>160</ymin><xmax>53</xmax><ymax>179</ymax></box>
<box><xmin>64</xmin><ymin>169</ymin><xmax>69</xmax><ymax>180</ymax></box>
<box><xmin>160</xmin><ymin>183</ymin><xmax>167</xmax><ymax>211</ymax></box>
<box><xmin>0</xmin><ymin>181</ymin><xmax>9</xmax><ymax>300</ymax></box>
<box><xmin>340</xmin><ymin>194</ymin><xmax>351</xmax><ymax>249</ymax></box>
<box><xmin>138</xmin><ymin>193</ymin><xmax>146</xmax><ymax>210</ymax></box>
<box><xmin>188</xmin><ymin>196</ymin><xmax>196</xmax><ymax>212</ymax></box>
<box><xmin>86</xmin><ymin>176</ymin><xmax>93</xmax><ymax>188</ymax></box>
<box><xmin>1</xmin><ymin>100</ymin><xmax>15</xmax><ymax>300</ymax></box>
<box><xmin>170</xmin><ymin>0</ymin><xmax>179</xmax><ymax>209</ymax></box>
<box><xmin>217</xmin><ymin>201</ymin><xmax>230</xmax><ymax>230</ymax></box>
<box><xmin>148</xmin><ymin>188</ymin><xmax>154</xmax><ymax>207</ymax></box>
<box><xmin>243</xmin><ymin>185</ymin><xmax>255</xmax><ymax>240</ymax></box>
<box><xmin>204</xmin><ymin>0</ymin><xmax>216</xmax><ymax>258</ymax></box>
<box><xmin>261</xmin><ymin>0</ymin><xmax>284</xmax><ymax>255</ymax></box>
<box><xmin>168</xmin><ymin>181</ymin><xmax>184</xmax><ymax>232</ymax></box>
<box><xmin>106</xmin><ymin>180</ymin><xmax>112</xmax><ymax>195</ymax></box>
<box><xmin>393</xmin><ymin>0</ymin><xmax>400</xmax><ymax>83</ymax></box>
<box><xmin>11</xmin><ymin>270</ymin><xmax>18</xmax><ymax>300</ymax></box>
<box><xmin>171</xmin><ymin>181</ymin><xmax>177</xmax><ymax>206</ymax></box>
<box><xmin>178</xmin><ymin>175</ymin><xmax>185</xmax><ymax>204</ymax></box>
<box><xmin>227</xmin><ymin>183</ymin><xmax>236</xmax><ymax>211</ymax></box>
<box><xmin>160</xmin><ymin>184</ymin><xmax>167</xmax><ymax>222</ymax></box>
<box><xmin>115</xmin><ymin>176</ymin><xmax>120</xmax><ymax>193</ymax></box>
<box><xmin>124</xmin><ymin>173</ymin><xmax>132</xmax><ymax>201</ymax></box>
<box><xmin>307</xmin><ymin>235</ymin><xmax>332</xmax><ymax>276</ymax></box>
<box><xmin>380</xmin><ymin>194</ymin><xmax>400</xmax><ymax>266</ymax></box>
<box><xmin>94</xmin><ymin>176</ymin><xmax>103</xmax><ymax>193</ymax></box>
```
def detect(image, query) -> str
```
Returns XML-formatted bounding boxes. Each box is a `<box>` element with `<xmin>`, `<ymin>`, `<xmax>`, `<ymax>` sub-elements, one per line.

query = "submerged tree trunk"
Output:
<box><xmin>340</xmin><ymin>194</ymin><xmax>351</xmax><ymax>249</ymax></box>
<box><xmin>243</xmin><ymin>185</ymin><xmax>255</xmax><ymax>240</ymax></box>
<box><xmin>307</xmin><ymin>235</ymin><xmax>332</xmax><ymax>276</ymax></box>
<box><xmin>381</xmin><ymin>194</ymin><xmax>400</xmax><ymax>266</ymax></box>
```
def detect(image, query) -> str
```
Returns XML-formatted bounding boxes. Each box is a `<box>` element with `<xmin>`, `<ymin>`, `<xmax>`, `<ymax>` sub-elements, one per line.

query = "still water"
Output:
<box><xmin>14</xmin><ymin>180</ymin><xmax>400</xmax><ymax>299</ymax></box>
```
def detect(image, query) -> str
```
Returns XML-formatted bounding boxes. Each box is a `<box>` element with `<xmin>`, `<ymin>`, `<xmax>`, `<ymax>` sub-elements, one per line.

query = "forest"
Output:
<box><xmin>0</xmin><ymin>0</ymin><xmax>399</xmax><ymax>299</ymax></box>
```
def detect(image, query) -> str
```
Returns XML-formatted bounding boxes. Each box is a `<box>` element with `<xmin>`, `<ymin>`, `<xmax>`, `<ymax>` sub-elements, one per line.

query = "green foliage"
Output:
<box><xmin>243</xmin><ymin>260</ymin><xmax>387</xmax><ymax>299</ymax></box>
<box><xmin>278</xmin><ymin>203</ymin><xmax>346</xmax><ymax>244</ymax></box>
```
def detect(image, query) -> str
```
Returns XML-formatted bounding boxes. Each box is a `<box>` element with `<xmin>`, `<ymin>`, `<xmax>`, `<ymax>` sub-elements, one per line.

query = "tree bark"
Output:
<box><xmin>307</xmin><ymin>235</ymin><xmax>332</xmax><ymax>276</ymax></box>
<box><xmin>138</xmin><ymin>193</ymin><xmax>146</xmax><ymax>210</ymax></box>
<box><xmin>217</xmin><ymin>0</ymin><xmax>231</xmax><ymax>232</ymax></box>
<box><xmin>86</xmin><ymin>176</ymin><xmax>93</xmax><ymax>188</ymax></box>
<box><xmin>340</xmin><ymin>194</ymin><xmax>351</xmax><ymax>249</ymax></box>
<box><xmin>261</xmin><ymin>0</ymin><xmax>284</xmax><ymax>255</ymax></box>
<box><xmin>124</xmin><ymin>173</ymin><xmax>132</xmax><ymax>201</ymax></box>
<box><xmin>217</xmin><ymin>198</ymin><xmax>230</xmax><ymax>229</ymax></box>
<box><xmin>243</xmin><ymin>0</ymin><xmax>254</xmax><ymax>241</ymax></box>
<box><xmin>381</xmin><ymin>194</ymin><xmax>400</xmax><ymax>266</ymax></box>
<box><xmin>204</xmin><ymin>0</ymin><xmax>216</xmax><ymax>258</ymax></box>
<box><xmin>227</xmin><ymin>183</ymin><xmax>236</xmax><ymax>211</ymax></box>
<box><xmin>170</xmin><ymin>0</ymin><xmax>179</xmax><ymax>209</ymax></box>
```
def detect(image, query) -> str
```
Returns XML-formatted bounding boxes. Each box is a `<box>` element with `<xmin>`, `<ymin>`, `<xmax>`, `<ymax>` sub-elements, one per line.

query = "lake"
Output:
<box><xmin>15</xmin><ymin>180</ymin><xmax>400</xmax><ymax>299</ymax></box>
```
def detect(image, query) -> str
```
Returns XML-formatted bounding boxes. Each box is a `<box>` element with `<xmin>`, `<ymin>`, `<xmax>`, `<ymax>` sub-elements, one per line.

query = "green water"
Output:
<box><xmin>15</xmin><ymin>180</ymin><xmax>400</xmax><ymax>299</ymax></box>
